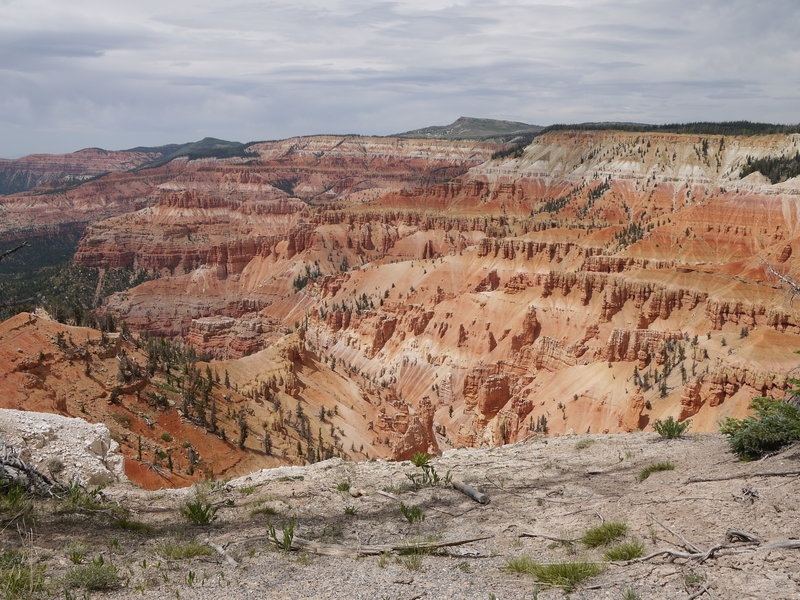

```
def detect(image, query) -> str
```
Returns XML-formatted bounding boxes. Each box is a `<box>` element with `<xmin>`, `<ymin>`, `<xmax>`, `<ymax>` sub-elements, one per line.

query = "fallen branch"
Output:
<box><xmin>519</xmin><ymin>532</ymin><xmax>578</xmax><ymax>543</ymax></box>
<box><xmin>205</xmin><ymin>538</ymin><xmax>239</xmax><ymax>567</ymax></box>
<box><xmin>630</xmin><ymin>539</ymin><xmax>800</xmax><ymax>564</ymax></box>
<box><xmin>647</xmin><ymin>512</ymin><xmax>701</xmax><ymax>553</ymax></box>
<box><xmin>0</xmin><ymin>242</ymin><xmax>29</xmax><ymax>263</ymax></box>
<box><xmin>376</xmin><ymin>490</ymin><xmax>401</xmax><ymax>502</ymax></box>
<box><xmin>685</xmin><ymin>470</ymin><xmax>800</xmax><ymax>484</ymax></box>
<box><xmin>452</xmin><ymin>480</ymin><xmax>490</xmax><ymax>504</ymax></box>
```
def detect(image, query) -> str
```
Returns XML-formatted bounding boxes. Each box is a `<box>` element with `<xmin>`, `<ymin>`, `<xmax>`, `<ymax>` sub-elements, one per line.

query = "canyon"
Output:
<box><xmin>2</xmin><ymin>126</ymin><xmax>800</xmax><ymax>487</ymax></box>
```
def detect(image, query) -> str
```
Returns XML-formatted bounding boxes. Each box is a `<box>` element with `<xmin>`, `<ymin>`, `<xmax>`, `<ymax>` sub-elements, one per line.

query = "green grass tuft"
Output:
<box><xmin>156</xmin><ymin>541</ymin><xmax>213</xmax><ymax>560</ymax></box>
<box><xmin>604</xmin><ymin>540</ymin><xmax>645</xmax><ymax>561</ymax></box>
<box><xmin>506</xmin><ymin>556</ymin><xmax>603</xmax><ymax>591</ymax></box>
<box><xmin>62</xmin><ymin>562</ymin><xmax>119</xmax><ymax>591</ymax></box>
<box><xmin>582</xmin><ymin>522</ymin><xmax>628</xmax><ymax>548</ymax></box>
<box><xmin>637</xmin><ymin>461</ymin><xmax>675</xmax><ymax>481</ymax></box>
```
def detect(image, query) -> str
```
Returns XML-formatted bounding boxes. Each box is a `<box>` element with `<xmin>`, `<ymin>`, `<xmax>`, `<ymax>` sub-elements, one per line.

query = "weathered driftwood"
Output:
<box><xmin>685</xmin><ymin>469</ymin><xmax>800</xmax><ymax>484</ymax></box>
<box><xmin>452</xmin><ymin>480</ymin><xmax>490</xmax><ymax>504</ymax></box>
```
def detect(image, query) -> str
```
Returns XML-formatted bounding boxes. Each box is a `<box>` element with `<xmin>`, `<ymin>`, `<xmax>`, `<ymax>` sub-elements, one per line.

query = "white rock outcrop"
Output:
<box><xmin>0</xmin><ymin>409</ymin><xmax>126</xmax><ymax>486</ymax></box>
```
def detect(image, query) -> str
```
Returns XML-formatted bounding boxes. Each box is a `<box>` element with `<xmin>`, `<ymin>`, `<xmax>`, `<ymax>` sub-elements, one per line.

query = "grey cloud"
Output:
<box><xmin>1</xmin><ymin>0</ymin><xmax>799</xmax><ymax>157</ymax></box>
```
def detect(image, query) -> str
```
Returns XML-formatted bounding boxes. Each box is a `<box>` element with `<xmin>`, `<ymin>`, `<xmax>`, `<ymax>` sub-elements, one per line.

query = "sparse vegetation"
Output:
<box><xmin>653</xmin><ymin>416</ymin><xmax>690</xmax><ymax>439</ymax></box>
<box><xmin>637</xmin><ymin>461</ymin><xmax>675</xmax><ymax>481</ymax></box>
<box><xmin>112</xmin><ymin>517</ymin><xmax>153</xmax><ymax>534</ymax></box>
<box><xmin>582</xmin><ymin>522</ymin><xmax>628</xmax><ymax>548</ymax></box>
<box><xmin>0</xmin><ymin>551</ymin><xmax>45</xmax><ymax>599</ymax></box>
<box><xmin>156</xmin><ymin>541</ymin><xmax>213</xmax><ymax>560</ymax></box>
<box><xmin>575</xmin><ymin>439</ymin><xmax>595</xmax><ymax>450</ymax></box>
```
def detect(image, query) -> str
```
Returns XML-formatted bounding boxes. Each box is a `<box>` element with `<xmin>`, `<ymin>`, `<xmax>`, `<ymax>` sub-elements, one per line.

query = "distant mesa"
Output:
<box><xmin>393</xmin><ymin>116</ymin><xmax>543</xmax><ymax>142</ymax></box>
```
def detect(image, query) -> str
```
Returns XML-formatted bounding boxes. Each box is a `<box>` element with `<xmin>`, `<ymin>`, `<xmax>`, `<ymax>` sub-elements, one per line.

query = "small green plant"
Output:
<box><xmin>604</xmin><ymin>540</ymin><xmax>645</xmax><ymax>561</ymax></box>
<box><xmin>60</xmin><ymin>482</ymin><xmax>116</xmax><ymax>514</ymax></box>
<box><xmin>575</xmin><ymin>439</ymin><xmax>595</xmax><ymax>450</ymax></box>
<box><xmin>399</xmin><ymin>502</ymin><xmax>425</xmax><ymax>523</ymax></box>
<box><xmin>180</xmin><ymin>492</ymin><xmax>218</xmax><ymax>525</ymax></box>
<box><xmin>653</xmin><ymin>416</ymin><xmax>690</xmax><ymax>438</ymax></box>
<box><xmin>156</xmin><ymin>541</ymin><xmax>213</xmax><ymax>560</ymax></box>
<box><xmin>582</xmin><ymin>522</ymin><xmax>628</xmax><ymax>548</ymax></box>
<box><xmin>637</xmin><ymin>461</ymin><xmax>675</xmax><ymax>481</ymax></box>
<box><xmin>267</xmin><ymin>517</ymin><xmax>297</xmax><ymax>551</ymax></box>
<box><xmin>720</xmin><ymin>396</ymin><xmax>800</xmax><ymax>460</ymax></box>
<box><xmin>621</xmin><ymin>588</ymin><xmax>641</xmax><ymax>600</ymax></box>
<box><xmin>506</xmin><ymin>556</ymin><xmax>603</xmax><ymax>591</ymax></box>
<box><xmin>406</xmin><ymin>463</ymin><xmax>451</xmax><ymax>488</ymax></box>
<box><xmin>160</xmin><ymin>432</ymin><xmax>172</xmax><ymax>442</ymax></box>
<box><xmin>63</xmin><ymin>562</ymin><xmax>120</xmax><ymax>591</ymax></box>
<box><xmin>410</xmin><ymin>452</ymin><xmax>431</xmax><ymax>467</ymax></box>
<box><xmin>344</xmin><ymin>505</ymin><xmax>357</xmax><ymax>516</ymax></box>
<box><xmin>0</xmin><ymin>484</ymin><xmax>32</xmax><ymax>521</ymax></box>
<box><xmin>239</xmin><ymin>486</ymin><xmax>256</xmax><ymax>495</ymax></box>
<box><xmin>336</xmin><ymin>481</ymin><xmax>351</xmax><ymax>492</ymax></box>
<box><xmin>684</xmin><ymin>572</ymin><xmax>705</xmax><ymax>585</ymax></box>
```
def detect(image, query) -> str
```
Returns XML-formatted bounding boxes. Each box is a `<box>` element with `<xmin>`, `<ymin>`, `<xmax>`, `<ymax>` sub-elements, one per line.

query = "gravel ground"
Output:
<box><xmin>7</xmin><ymin>432</ymin><xmax>799</xmax><ymax>599</ymax></box>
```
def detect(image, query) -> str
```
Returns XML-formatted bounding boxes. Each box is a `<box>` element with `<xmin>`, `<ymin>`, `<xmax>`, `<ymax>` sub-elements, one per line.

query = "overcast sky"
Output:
<box><xmin>1</xmin><ymin>0</ymin><xmax>798</xmax><ymax>157</ymax></box>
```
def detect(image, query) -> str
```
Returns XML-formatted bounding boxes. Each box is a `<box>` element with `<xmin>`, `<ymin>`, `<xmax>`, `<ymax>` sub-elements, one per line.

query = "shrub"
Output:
<box><xmin>604</xmin><ymin>540</ymin><xmax>645</xmax><ymax>561</ymax></box>
<box><xmin>720</xmin><ymin>397</ymin><xmax>800</xmax><ymax>460</ymax></box>
<box><xmin>506</xmin><ymin>556</ymin><xmax>603</xmax><ymax>591</ymax></box>
<box><xmin>637</xmin><ymin>461</ymin><xmax>675</xmax><ymax>481</ymax></box>
<box><xmin>62</xmin><ymin>562</ymin><xmax>119</xmax><ymax>591</ymax></box>
<box><xmin>575</xmin><ymin>439</ymin><xmax>595</xmax><ymax>450</ymax></box>
<box><xmin>336</xmin><ymin>481</ymin><xmax>351</xmax><ymax>492</ymax></box>
<box><xmin>582</xmin><ymin>522</ymin><xmax>628</xmax><ymax>548</ymax></box>
<box><xmin>180</xmin><ymin>493</ymin><xmax>218</xmax><ymax>525</ymax></box>
<box><xmin>653</xmin><ymin>416</ymin><xmax>690</xmax><ymax>438</ymax></box>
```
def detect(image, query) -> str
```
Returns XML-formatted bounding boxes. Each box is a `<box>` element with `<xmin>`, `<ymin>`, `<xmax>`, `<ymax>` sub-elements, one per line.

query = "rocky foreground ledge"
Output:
<box><xmin>1</xmin><ymin>412</ymin><xmax>798</xmax><ymax>599</ymax></box>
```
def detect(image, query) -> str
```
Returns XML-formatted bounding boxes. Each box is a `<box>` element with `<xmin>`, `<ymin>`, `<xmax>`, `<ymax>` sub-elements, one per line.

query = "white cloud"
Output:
<box><xmin>1</xmin><ymin>0</ymin><xmax>798</xmax><ymax>156</ymax></box>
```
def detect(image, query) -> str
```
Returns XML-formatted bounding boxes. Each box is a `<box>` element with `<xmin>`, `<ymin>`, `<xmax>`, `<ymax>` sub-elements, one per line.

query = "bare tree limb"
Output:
<box><xmin>685</xmin><ymin>470</ymin><xmax>800</xmax><ymax>484</ymax></box>
<box><xmin>0</xmin><ymin>242</ymin><xmax>29</xmax><ymax>263</ymax></box>
<box><xmin>647</xmin><ymin>512</ymin><xmax>702</xmax><ymax>553</ymax></box>
<box><xmin>204</xmin><ymin>538</ymin><xmax>239</xmax><ymax>567</ymax></box>
<box><xmin>519</xmin><ymin>532</ymin><xmax>579</xmax><ymax>543</ymax></box>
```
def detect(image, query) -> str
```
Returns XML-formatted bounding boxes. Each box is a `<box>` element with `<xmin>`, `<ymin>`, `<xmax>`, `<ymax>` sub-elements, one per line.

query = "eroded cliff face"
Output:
<box><xmin>5</xmin><ymin>129</ymin><xmax>800</xmax><ymax>476</ymax></box>
<box><xmin>0</xmin><ymin>147</ymin><xmax>160</xmax><ymax>195</ymax></box>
